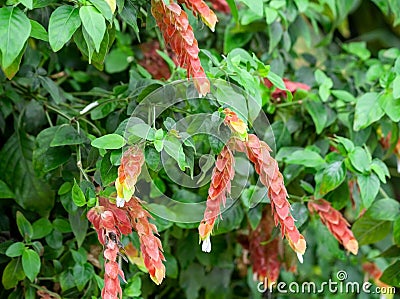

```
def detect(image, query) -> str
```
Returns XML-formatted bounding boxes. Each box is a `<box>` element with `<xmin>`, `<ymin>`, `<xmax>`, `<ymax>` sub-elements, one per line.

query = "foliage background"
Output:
<box><xmin>1</xmin><ymin>0</ymin><xmax>400</xmax><ymax>298</ymax></box>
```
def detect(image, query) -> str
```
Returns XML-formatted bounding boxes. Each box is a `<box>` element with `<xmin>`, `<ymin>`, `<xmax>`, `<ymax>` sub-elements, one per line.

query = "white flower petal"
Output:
<box><xmin>201</xmin><ymin>236</ymin><xmax>212</xmax><ymax>253</ymax></box>
<box><xmin>80</xmin><ymin>101</ymin><xmax>99</xmax><ymax>115</ymax></box>
<box><xmin>116</xmin><ymin>197</ymin><xmax>125</xmax><ymax>208</ymax></box>
<box><xmin>296</xmin><ymin>252</ymin><xmax>304</xmax><ymax>264</ymax></box>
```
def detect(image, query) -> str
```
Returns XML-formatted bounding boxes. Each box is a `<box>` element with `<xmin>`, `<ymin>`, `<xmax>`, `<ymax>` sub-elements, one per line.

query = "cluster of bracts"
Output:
<box><xmin>85</xmin><ymin>0</ymin><xmax>370</xmax><ymax>298</ymax></box>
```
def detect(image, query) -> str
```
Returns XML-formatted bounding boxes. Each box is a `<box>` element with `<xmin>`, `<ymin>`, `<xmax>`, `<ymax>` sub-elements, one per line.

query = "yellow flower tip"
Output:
<box><xmin>198</xmin><ymin>221</ymin><xmax>213</xmax><ymax>240</ymax></box>
<box><xmin>150</xmin><ymin>267</ymin><xmax>165</xmax><ymax>285</ymax></box>
<box><xmin>345</xmin><ymin>239</ymin><xmax>359</xmax><ymax>255</ymax></box>
<box><xmin>289</xmin><ymin>235</ymin><xmax>306</xmax><ymax>263</ymax></box>
<box><xmin>230</xmin><ymin>120</ymin><xmax>248</xmax><ymax>135</ymax></box>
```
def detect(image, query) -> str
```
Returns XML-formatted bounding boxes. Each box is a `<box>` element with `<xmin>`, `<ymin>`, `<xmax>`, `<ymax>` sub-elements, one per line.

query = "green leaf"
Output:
<box><xmin>380</xmin><ymin>260</ymin><xmax>400</xmax><ymax>286</ymax></box>
<box><xmin>79</xmin><ymin>6</ymin><xmax>106</xmax><ymax>53</ymax></box>
<box><xmin>125</xmin><ymin>273</ymin><xmax>142</xmax><ymax>297</ymax></box>
<box><xmin>0</xmin><ymin>133</ymin><xmax>54</xmax><ymax>215</ymax></box>
<box><xmin>69</xmin><ymin>208</ymin><xmax>88</xmax><ymax>247</ymax></box>
<box><xmin>50</xmin><ymin>125</ymin><xmax>85</xmax><ymax>146</ymax></box>
<box><xmin>20</xmin><ymin>0</ymin><xmax>33</xmax><ymax>9</ymax></box>
<box><xmin>371</xmin><ymin>159</ymin><xmax>390</xmax><ymax>183</ymax></box>
<box><xmin>89</xmin><ymin>0</ymin><xmax>113</xmax><ymax>21</ymax></box>
<box><xmin>1</xmin><ymin>41</ymin><xmax>26</xmax><ymax>79</ymax></box>
<box><xmin>352</xmin><ymin>215</ymin><xmax>391</xmax><ymax>245</ymax></box>
<box><xmin>305</xmin><ymin>100</ymin><xmax>328</xmax><ymax>134</ymax></box>
<box><xmin>163</xmin><ymin>135</ymin><xmax>188</xmax><ymax>171</ymax></box>
<box><xmin>0</xmin><ymin>180</ymin><xmax>14</xmax><ymax>198</ymax></box>
<box><xmin>0</xmin><ymin>7</ymin><xmax>31</xmax><ymax>69</ymax></box>
<box><xmin>48</xmin><ymin>5</ymin><xmax>81</xmax><ymax>52</ymax></box>
<box><xmin>348</xmin><ymin>146</ymin><xmax>371</xmax><ymax>173</ymax></box>
<box><xmin>364</xmin><ymin>198</ymin><xmax>400</xmax><ymax>221</ymax></box>
<box><xmin>334</xmin><ymin>136</ymin><xmax>355</xmax><ymax>153</ymax></box>
<box><xmin>145</xmin><ymin>147</ymin><xmax>161</xmax><ymax>171</ymax></box>
<box><xmin>32</xmin><ymin>218</ymin><xmax>53</xmax><ymax>239</ymax></box>
<box><xmin>353</xmin><ymin>92</ymin><xmax>384</xmax><ymax>131</ymax></box>
<box><xmin>285</xmin><ymin>149</ymin><xmax>326</xmax><ymax>168</ymax></box>
<box><xmin>16</xmin><ymin>211</ymin><xmax>33</xmax><ymax>241</ymax></box>
<box><xmin>5</xmin><ymin>242</ymin><xmax>25</xmax><ymax>257</ymax></box>
<box><xmin>72</xmin><ymin>179</ymin><xmax>86</xmax><ymax>207</ymax></box>
<box><xmin>357</xmin><ymin>174</ymin><xmax>379</xmax><ymax>209</ymax></box>
<box><xmin>394</xmin><ymin>216</ymin><xmax>400</xmax><ymax>245</ymax></box>
<box><xmin>22</xmin><ymin>248</ymin><xmax>41</xmax><ymax>282</ymax></box>
<box><xmin>73</xmin><ymin>263</ymin><xmax>93</xmax><ymax>291</ymax></box>
<box><xmin>342</xmin><ymin>42</ymin><xmax>371</xmax><ymax>60</ymax></box>
<box><xmin>266</xmin><ymin>71</ymin><xmax>286</xmax><ymax>91</ymax></box>
<box><xmin>314</xmin><ymin>70</ymin><xmax>333</xmax><ymax>102</ymax></box>
<box><xmin>240</xmin><ymin>0</ymin><xmax>263</xmax><ymax>16</ymax></box>
<box><xmin>105</xmin><ymin>48</ymin><xmax>130</xmax><ymax>73</ymax></box>
<box><xmin>91</xmin><ymin>134</ymin><xmax>126</xmax><ymax>149</ymax></box>
<box><xmin>393</xmin><ymin>75</ymin><xmax>400</xmax><ymax>98</ymax></box>
<box><xmin>100</xmin><ymin>152</ymin><xmax>118</xmax><ymax>185</ymax></box>
<box><xmin>378</xmin><ymin>91</ymin><xmax>400</xmax><ymax>122</ymax></box>
<box><xmin>315</xmin><ymin>161</ymin><xmax>346</xmax><ymax>197</ymax></box>
<box><xmin>39</xmin><ymin>76</ymin><xmax>65</xmax><ymax>104</ymax></box>
<box><xmin>30</xmin><ymin>20</ymin><xmax>48</xmax><ymax>41</ymax></box>
<box><xmin>2</xmin><ymin>258</ymin><xmax>25</xmax><ymax>289</ymax></box>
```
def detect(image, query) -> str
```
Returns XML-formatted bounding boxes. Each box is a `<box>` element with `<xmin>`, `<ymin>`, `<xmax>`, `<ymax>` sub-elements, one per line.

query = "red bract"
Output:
<box><xmin>308</xmin><ymin>199</ymin><xmax>358</xmax><ymax>255</ymax></box>
<box><xmin>249</xmin><ymin>206</ymin><xmax>281</xmax><ymax>287</ymax></box>
<box><xmin>264</xmin><ymin>78</ymin><xmax>310</xmax><ymax>99</ymax></box>
<box><xmin>151</xmin><ymin>0</ymin><xmax>210</xmax><ymax>96</ymax></box>
<box><xmin>208</xmin><ymin>0</ymin><xmax>230</xmax><ymax>13</ymax></box>
<box><xmin>235</xmin><ymin>134</ymin><xmax>306</xmax><ymax>262</ymax></box>
<box><xmin>362</xmin><ymin>262</ymin><xmax>389</xmax><ymax>288</ymax></box>
<box><xmin>87</xmin><ymin>205</ymin><xmax>127</xmax><ymax>299</ymax></box>
<box><xmin>198</xmin><ymin>144</ymin><xmax>235</xmax><ymax>252</ymax></box>
<box><xmin>125</xmin><ymin>197</ymin><xmax>166</xmax><ymax>285</ymax></box>
<box><xmin>138</xmin><ymin>41</ymin><xmax>175</xmax><ymax>80</ymax></box>
<box><xmin>115</xmin><ymin>146</ymin><xmax>145</xmax><ymax>207</ymax></box>
<box><xmin>178</xmin><ymin>0</ymin><xmax>218</xmax><ymax>31</ymax></box>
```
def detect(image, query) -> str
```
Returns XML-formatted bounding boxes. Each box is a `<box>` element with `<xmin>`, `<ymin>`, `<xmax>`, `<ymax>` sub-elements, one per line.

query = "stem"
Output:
<box><xmin>379</xmin><ymin>187</ymin><xmax>390</xmax><ymax>199</ymax></box>
<box><xmin>76</xmin><ymin>121</ymin><xmax>90</xmax><ymax>182</ymax></box>
<box><xmin>275</xmin><ymin>99</ymin><xmax>307</xmax><ymax>108</ymax></box>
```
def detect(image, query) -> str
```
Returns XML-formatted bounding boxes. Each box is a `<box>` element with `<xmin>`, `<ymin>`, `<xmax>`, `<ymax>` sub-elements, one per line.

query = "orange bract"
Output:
<box><xmin>178</xmin><ymin>0</ymin><xmax>218</xmax><ymax>31</ymax></box>
<box><xmin>238</xmin><ymin>134</ymin><xmax>306</xmax><ymax>262</ymax></box>
<box><xmin>249</xmin><ymin>206</ymin><xmax>281</xmax><ymax>287</ymax></box>
<box><xmin>198</xmin><ymin>145</ymin><xmax>235</xmax><ymax>251</ymax></box>
<box><xmin>151</xmin><ymin>0</ymin><xmax>210</xmax><ymax>96</ymax></box>
<box><xmin>308</xmin><ymin>199</ymin><xmax>358</xmax><ymax>255</ymax></box>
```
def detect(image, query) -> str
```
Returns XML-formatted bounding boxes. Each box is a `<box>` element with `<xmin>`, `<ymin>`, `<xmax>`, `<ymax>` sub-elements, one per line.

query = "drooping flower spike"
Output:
<box><xmin>223</xmin><ymin>108</ymin><xmax>306</xmax><ymax>262</ymax></box>
<box><xmin>177</xmin><ymin>0</ymin><xmax>218</xmax><ymax>31</ymax></box>
<box><xmin>308</xmin><ymin>198</ymin><xmax>358</xmax><ymax>255</ymax></box>
<box><xmin>249</xmin><ymin>206</ymin><xmax>281</xmax><ymax>287</ymax></box>
<box><xmin>198</xmin><ymin>144</ymin><xmax>235</xmax><ymax>252</ymax></box>
<box><xmin>87</xmin><ymin>205</ymin><xmax>129</xmax><ymax>299</ymax></box>
<box><xmin>88</xmin><ymin>196</ymin><xmax>166</xmax><ymax>298</ymax></box>
<box><xmin>125</xmin><ymin>197</ymin><xmax>166</xmax><ymax>285</ymax></box>
<box><xmin>199</xmin><ymin>108</ymin><xmax>306</xmax><ymax>261</ymax></box>
<box><xmin>151</xmin><ymin>0</ymin><xmax>211</xmax><ymax>96</ymax></box>
<box><xmin>115</xmin><ymin>145</ymin><xmax>144</xmax><ymax>207</ymax></box>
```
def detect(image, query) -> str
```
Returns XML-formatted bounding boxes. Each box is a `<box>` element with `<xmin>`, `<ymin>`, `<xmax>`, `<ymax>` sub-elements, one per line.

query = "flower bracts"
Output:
<box><xmin>240</xmin><ymin>134</ymin><xmax>307</xmax><ymax>262</ymax></box>
<box><xmin>151</xmin><ymin>0</ymin><xmax>211</xmax><ymax>95</ymax></box>
<box><xmin>198</xmin><ymin>108</ymin><xmax>306</xmax><ymax>262</ymax></box>
<box><xmin>198</xmin><ymin>144</ymin><xmax>235</xmax><ymax>252</ymax></box>
<box><xmin>249</xmin><ymin>206</ymin><xmax>281</xmax><ymax>286</ymax></box>
<box><xmin>87</xmin><ymin>205</ymin><xmax>128</xmax><ymax>299</ymax></box>
<box><xmin>125</xmin><ymin>197</ymin><xmax>166</xmax><ymax>285</ymax></box>
<box><xmin>177</xmin><ymin>0</ymin><xmax>218</xmax><ymax>31</ymax></box>
<box><xmin>115</xmin><ymin>145</ymin><xmax>144</xmax><ymax>207</ymax></box>
<box><xmin>308</xmin><ymin>199</ymin><xmax>358</xmax><ymax>255</ymax></box>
